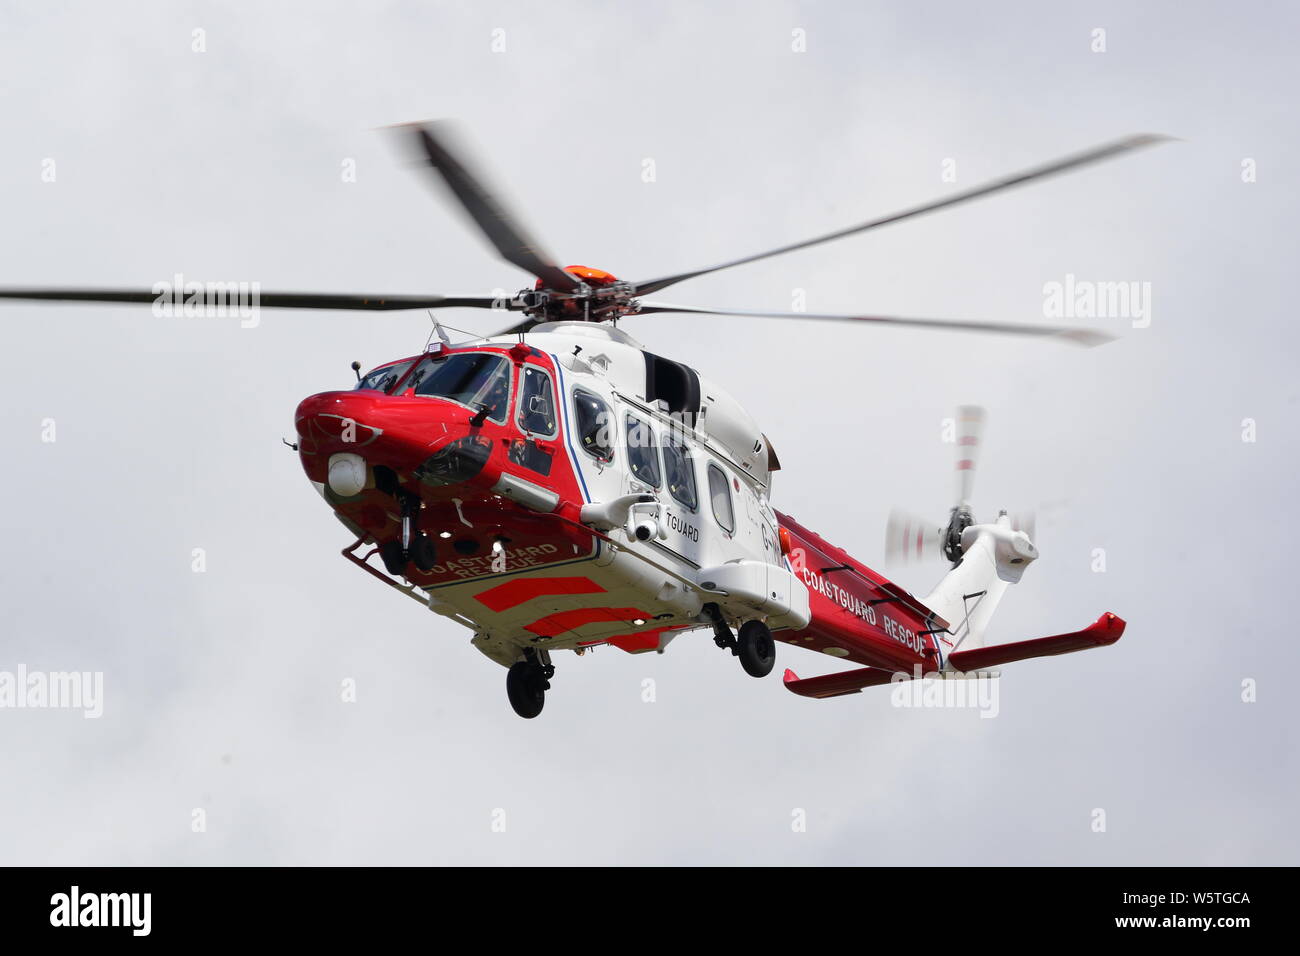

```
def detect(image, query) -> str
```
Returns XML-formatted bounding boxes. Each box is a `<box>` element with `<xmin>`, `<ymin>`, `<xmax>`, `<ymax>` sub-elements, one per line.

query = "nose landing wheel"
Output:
<box><xmin>379</xmin><ymin>532</ymin><xmax>438</xmax><ymax>575</ymax></box>
<box><xmin>409</xmin><ymin>533</ymin><xmax>437</xmax><ymax>572</ymax></box>
<box><xmin>377</xmin><ymin>489</ymin><xmax>438</xmax><ymax>576</ymax></box>
<box><xmin>379</xmin><ymin>539</ymin><xmax>408</xmax><ymax>576</ymax></box>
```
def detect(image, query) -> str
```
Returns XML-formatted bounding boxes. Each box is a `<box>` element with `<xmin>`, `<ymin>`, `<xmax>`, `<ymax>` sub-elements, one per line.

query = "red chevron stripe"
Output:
<box><xmin>474</xmin><ymin>576</ymin><xmax>606</xmax><ymax>612</ymax></box>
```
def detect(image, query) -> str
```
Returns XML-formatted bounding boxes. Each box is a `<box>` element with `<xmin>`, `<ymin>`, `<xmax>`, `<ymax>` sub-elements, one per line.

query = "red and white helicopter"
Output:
<box><xmin>2</xmin><ymin>124</ymin><xmax>1155</xmax><ymax>717</ymax></box>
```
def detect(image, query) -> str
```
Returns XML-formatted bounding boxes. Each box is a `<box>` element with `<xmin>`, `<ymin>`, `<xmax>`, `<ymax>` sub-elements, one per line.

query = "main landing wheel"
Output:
<box><xmin>506</xmin><ymin>662</ymin><xmax>547</xmax><ymax>719</ymax></box>
<box><xmin>737</xmin><ymin>620</ymin><xmax>776</xmax><ymax>678</ymax></box>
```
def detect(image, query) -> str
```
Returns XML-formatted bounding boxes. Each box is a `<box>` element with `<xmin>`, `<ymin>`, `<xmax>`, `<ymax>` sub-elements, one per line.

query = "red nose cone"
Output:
<box><xmin>293</xmin><ymin>390</ymin><xmax>501</xmax><ymax>496</ymax></box>
<box><xmin>294</xmin><ymin>391</ymin><xmax>387</xmax><ymax>449</ymax></box>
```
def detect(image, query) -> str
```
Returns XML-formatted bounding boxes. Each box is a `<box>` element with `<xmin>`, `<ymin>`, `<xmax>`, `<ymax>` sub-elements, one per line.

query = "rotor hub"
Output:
<box><xmin>523</xmin><ymin>265</ymin><xmax>639</xmax><ymax>323</ymax></box>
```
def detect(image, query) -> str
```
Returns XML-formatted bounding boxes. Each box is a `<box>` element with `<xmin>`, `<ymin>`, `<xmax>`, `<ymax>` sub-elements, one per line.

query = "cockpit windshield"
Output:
<box><xmin>355</xmin><ymin>359</ymin><xmax>416</xmax><ymax>394</ymax></box>
<box><xmin>406</xmin><ymin>351</ymin><xmax>512</xmax><ymax>424</ymax></box>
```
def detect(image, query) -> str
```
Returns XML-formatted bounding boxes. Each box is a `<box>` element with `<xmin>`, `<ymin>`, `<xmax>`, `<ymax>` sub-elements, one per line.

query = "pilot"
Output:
<box><xmin>483</xmin><ymin>372</ymin><xmax>510</xmax><ymax>421</ymax></box>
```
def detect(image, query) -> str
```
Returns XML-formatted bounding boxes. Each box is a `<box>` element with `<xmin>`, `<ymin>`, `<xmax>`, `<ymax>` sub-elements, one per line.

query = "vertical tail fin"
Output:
<box><xmin>920</xmin><ymin>513</ymin><xmax>1038</xmax><ymax>660</ymax></box>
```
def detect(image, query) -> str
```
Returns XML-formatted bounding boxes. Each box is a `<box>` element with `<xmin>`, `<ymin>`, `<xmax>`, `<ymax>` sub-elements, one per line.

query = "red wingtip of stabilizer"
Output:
<box><xmin>782</xmin><ymin>668</ymin><xmax>800</xmax><ymax>684</ymax></box>
<box><xmin>1097</xmin><ymin>611</ymin><xmax>1127</xmax><ymax>641</ymax></box>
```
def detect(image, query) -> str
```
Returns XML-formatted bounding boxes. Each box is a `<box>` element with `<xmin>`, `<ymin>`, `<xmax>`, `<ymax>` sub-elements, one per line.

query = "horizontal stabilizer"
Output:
<box><xmin>782</xmin><ymin>665</ymin><xmax>901</xmax><ymax>700</ymax></box>
<box><xmin>947</xmin><ymin>612</ymin><xmax>1125</xmax><ymax>672</ymax></box>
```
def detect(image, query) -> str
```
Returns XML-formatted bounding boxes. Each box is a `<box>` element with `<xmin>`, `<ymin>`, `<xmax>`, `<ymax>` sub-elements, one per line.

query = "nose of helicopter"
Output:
<box><xmin>294</xmin><ymin>390</ymin><xmax>499</xmax><ymax>498</ymax></box>
<box><xmin>294</xmin><ymin>390</ymin><xmax>387</xmax><ymax>448</ymax></box>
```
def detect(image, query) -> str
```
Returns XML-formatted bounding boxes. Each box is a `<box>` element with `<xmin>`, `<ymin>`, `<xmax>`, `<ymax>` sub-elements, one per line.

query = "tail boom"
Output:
<box><xmin>775</xmin><ymin>511</ymin><xmax>947</xmax><ymax>674</ymax></box>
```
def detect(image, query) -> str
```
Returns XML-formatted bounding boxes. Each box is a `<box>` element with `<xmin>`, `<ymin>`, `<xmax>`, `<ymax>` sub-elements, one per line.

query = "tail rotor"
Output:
<box><xmin>885</xmin><ymin>406</ymin><xmax>1036</xmax><ymax>567</ymax></box>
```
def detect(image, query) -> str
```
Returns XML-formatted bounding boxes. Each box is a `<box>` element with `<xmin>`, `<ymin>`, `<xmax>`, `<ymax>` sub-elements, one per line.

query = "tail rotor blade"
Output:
<box><xmin>1010</xmin><ymin>511</ymin><xmax>1037</xmax><ymax>541</ymax></box>
<box><xmin>885</xmin><ymin>509</ymin><xmax>945</xmax><ymax>565</ymax></box>
<box><xmin>954</xmin><ymin>405</ymin><xmax>986</xmax><ymax>509</ymax></box>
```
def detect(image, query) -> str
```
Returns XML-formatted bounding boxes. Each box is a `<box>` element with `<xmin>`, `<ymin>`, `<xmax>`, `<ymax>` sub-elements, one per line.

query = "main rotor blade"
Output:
<box><xmin>0</xmin><ymin>288</ymin><xmax>518</xmax><ymax>311</ymax></box>
<box><xmin>398</xmin><ymin>121</ymin><xmax>580</xmax><ymax>292</ymax></box>
<box><xmin>635</xmin><ymin>302</ymin><xmax>1113</xmax><ymax>346</ymax></box>
<box><xmin>633</xmin><ymin>134</ymin><xmax>1170</xmax><ymax>297</ymax></box>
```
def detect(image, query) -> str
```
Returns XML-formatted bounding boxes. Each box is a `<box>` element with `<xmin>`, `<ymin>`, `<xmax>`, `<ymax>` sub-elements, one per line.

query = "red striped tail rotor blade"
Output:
<box><xmin>954</xmin><ymin>405</ymin><xmax>986</xmax><ymax>509</ymax></box>
<box><xmin>885</xmin><ymin>509</ymin><xmax>944</xmax><ymax>565</ymax></box>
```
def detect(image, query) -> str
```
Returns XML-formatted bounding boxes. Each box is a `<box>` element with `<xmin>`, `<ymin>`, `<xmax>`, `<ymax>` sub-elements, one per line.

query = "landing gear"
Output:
<box><xmin>399</xmin><ymin>491</ymin><xmax>418</xmax><ymax>555</ymax></box>
<box><xmin>737</xmin><ymin>619</ymin><xmax>776</xmax><ymax>678</ymax></box>
<box><xmin>506</xmin><ymin>650</ymin><xmax>553</xmax><ymax>719</ymax></box>
<box><xmin>377</xmin><ymin>487</ymin><xmax>438</xmax><ymax>575</ymax></box>
<box><xmin>410</xmin><ymin>533</ymin><xmax>437</xmax><ymax>572</ymax></box>
<box><xmin>704</xmin><ymin>603</ymin><xmax>776</xmax><ymax>679</ymax></box>
<box><xmin>379</xmin><ymin>540</ymin><xmax>407</xmax><ymax>576</ymax></box>
<box><xmin>706</xmin><ymin>602</ymin><xmax>737</xmax><ymax>652</ymax></box>
<box><xmin>379</xmin><ymin>534</ymin><xmax>436</xmax><ymax>575</ymax></box>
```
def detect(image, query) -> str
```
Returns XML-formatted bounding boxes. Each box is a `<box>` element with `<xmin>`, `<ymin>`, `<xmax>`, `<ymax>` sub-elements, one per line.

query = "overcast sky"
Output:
<box><xmin>1</xmin><ymin>0</ymin><xmax>1296</xmax><ymax>865</ymax></box>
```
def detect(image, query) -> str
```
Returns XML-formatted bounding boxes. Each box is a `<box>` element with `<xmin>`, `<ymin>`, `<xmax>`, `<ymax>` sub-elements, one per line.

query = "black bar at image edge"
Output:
<box><xmin>0</xmin><ymin>866</ymin><xmax>1277</xmax><ymax>941</ymax></box>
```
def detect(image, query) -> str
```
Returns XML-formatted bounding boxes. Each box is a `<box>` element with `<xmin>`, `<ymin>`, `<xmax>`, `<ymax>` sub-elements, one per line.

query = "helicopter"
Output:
<box><xmin>0</xmin><ymin>122</ymin><xmax>1152</xmax><ymax>717</ymax></box>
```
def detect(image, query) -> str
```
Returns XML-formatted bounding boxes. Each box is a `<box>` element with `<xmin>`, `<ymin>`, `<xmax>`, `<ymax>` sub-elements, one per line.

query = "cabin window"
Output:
<box><xmin>573</xmin><ymin>388</ymin><xmax>614</xmax><ymax>462</ymax></box>
<box><xmin>707</xmin><ymin>463</ymin><xmax>734</xmax><ymax>534</ymax></box>
<box><xmin>355</xmin><ymin>359</ymin><xmax>416</xmax><ymax>394</ymax></box>
<box><xmin>625</xmin><ymin>415</ymin><xmax>661</xmax><ymax>488</ymax></box>
<box><xmin>516</xmin><ymin>365</ymin><xmax>557</xmax><ymax>438</ymax></box>
<box><xmin>663</xmin><ymin>432</ymin><xmax>698</xmax><ymax>511</ymax></box>
<box><xmin>406</xmin><ymin>352</ymin><xmax>511</xmax><ymax>424</ymax></box>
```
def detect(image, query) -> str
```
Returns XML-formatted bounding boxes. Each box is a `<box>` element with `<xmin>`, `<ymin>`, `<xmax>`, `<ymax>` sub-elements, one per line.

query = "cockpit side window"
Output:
<box><xmin>663</xmin><ymin>433</ymin><xmax>698</xmax><ymax>511</ymax></box>
<box><xmin>517</xmin><ymin>365</ymin><xmax>557</xmax><ymax>438</ymax></box>
<box><xmin>406</xmin><ymin>352</ymin><xmax>511</xmax><ymax>424</ymax></box>
<box><xmin>573</xmin><ymin>388</ymin><xmax>614</xmax><ymax>462</ymax></box>
<box><xmin>355</xmin><ymin>359</ymin><xmax>416</xmax><ymax>394</ymax></box>
<box><xmin>707</xmin><ymin>463</ymin><xmax>734</xmax><ymax>534</ymax></box>
<box><xmin>625</xmin><ymin>415</ymin><xmax>661</xmax><ymax>489</ymax></box>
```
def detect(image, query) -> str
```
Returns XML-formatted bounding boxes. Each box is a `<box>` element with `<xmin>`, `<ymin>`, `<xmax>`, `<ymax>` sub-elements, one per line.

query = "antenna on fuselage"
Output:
<box><xmin>426</xmin><ymin>311</ymin><xmax>451</xmax><ymax>348</ymax></box>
